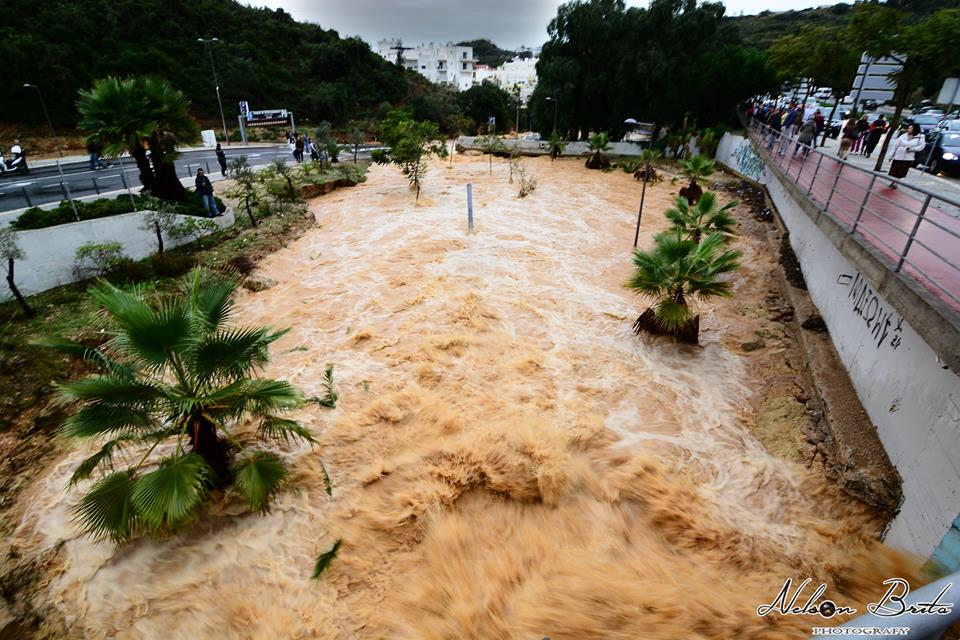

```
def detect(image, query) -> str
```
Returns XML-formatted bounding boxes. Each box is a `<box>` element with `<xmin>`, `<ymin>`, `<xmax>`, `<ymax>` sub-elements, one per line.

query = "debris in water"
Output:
<box><xmin>311</xmin><ymin>539</ymin><xmax>342</xmax><ymax>580</ymax></box>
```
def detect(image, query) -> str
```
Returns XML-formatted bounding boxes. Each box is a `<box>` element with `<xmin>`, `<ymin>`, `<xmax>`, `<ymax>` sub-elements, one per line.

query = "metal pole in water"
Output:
<box><xmin>467</xmin><ymin>183</ymin><xmax>474</xmax><ymax>233</ymax></box>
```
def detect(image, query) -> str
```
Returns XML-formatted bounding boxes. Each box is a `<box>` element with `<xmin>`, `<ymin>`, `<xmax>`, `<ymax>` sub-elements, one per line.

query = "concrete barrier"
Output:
<box><xmin>456</xmin><ymin>136</ymin><xmax>648</xmax><ymax>157</ymax></box>
<box><xmin>2</xmin><ymin>208</ymin><xmax>234</xmax><ymax>300</ymax></box>
<box><xmin>717</xmin><ymin>131</ymin><xmax>960</xmax><ymax>562</ymax></box>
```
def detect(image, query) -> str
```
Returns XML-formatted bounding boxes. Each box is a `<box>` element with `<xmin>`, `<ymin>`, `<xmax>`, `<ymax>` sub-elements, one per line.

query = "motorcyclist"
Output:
<box><xmin>10</xmin><ymin>139</ymin><xmax>28</xmax><ymax>173</ymax></box>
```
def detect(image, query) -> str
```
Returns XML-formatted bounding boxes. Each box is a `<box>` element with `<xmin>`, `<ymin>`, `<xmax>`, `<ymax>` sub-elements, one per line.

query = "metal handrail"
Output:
<box><xmin>739</xmin><ymin>113</ymin><xmax>960</xmax><ymax>310</ymax></box>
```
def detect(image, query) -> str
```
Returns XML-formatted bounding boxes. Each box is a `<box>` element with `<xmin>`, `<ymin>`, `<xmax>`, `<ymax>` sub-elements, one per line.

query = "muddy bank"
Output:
<box><xmin>12</xmin><ymin>156</ymin><xmax>923</xmax><ymax>638</ymax></box>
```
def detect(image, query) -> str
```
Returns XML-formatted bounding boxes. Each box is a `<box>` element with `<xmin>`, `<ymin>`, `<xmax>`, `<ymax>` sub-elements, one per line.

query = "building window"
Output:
<box><xmin>438</xmin><ymin>61</ymin><xmax>445</xmax><ymax>70</ymax></box>
<box><xmin>462</xmin><ymin>62</ymin><xmax>467</xmax><ymax>71</ymax></box>
<box><xmin>462</xmin><ymin>51</ymin><xmax>467</xmax><ymax>59</ymax></box>
<box><xmin>421</xmin><ymin>65</ymin><xmax>426</xmax><ymax>70</ymax></box>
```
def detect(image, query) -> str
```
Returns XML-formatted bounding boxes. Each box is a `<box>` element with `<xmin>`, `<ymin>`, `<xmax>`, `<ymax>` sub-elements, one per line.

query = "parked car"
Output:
<box><xmin>863</xmin><ymin>99</ymin><xmax>879</xmax><ymax>111</ymax></box>
<box><xmin>916</xmin><ymin>130</ymin><xmax>960</xmax><ymax>176</ymax></box>
<box><xmin>813</xmin><ymin>87</ymin><xmax>833</xmax><ymax>100</ymax></box>
<box><xmin>907</xmin><ymin>113</ymin><xmax>944</xmax><ymax>134</ymax></box>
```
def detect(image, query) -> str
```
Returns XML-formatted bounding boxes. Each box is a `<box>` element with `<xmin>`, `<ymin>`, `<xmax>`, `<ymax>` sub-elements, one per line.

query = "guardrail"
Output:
<box><xmin>741</xmin><ymin>115</ymin><xmax>960</xmax><ymax>314</ymax></box>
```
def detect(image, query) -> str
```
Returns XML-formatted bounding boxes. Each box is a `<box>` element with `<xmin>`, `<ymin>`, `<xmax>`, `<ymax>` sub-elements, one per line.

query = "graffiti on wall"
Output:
<box><xmin>732</xmin><ymin>140</ymin><xmax>767</xmax><ymax>183</ymax></box>
<box><xmin>837</xmin><ymin>272</ymin><xmax>904</xmax><ymax>350</ymax></box>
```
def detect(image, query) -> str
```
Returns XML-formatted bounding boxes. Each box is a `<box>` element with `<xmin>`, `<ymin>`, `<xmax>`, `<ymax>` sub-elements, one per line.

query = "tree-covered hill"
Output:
<box><xmin>728</xmin><ymin>0</ymin><xmax>960</xmax><ymax>50</ymax></box>
<box><xmin>456</xmin><ymin>39</ymin><xmax>520</xmax><ymax>67</ymax></box>
<box><xmin>0</xmin><ymin>0</ymin><xmax>408</xmax><ymax>127</ymax></box>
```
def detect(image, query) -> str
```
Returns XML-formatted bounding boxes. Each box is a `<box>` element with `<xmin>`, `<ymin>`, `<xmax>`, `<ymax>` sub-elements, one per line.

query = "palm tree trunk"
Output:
<box><xmin>6</xmin><ymin>258</ymin><xmax>34</xmax><ymax>318</ymax></box>
<box><xmin>131</xmin><ymin>146</ymin><xmax>155</xmax><ymax>193</ymax></box>
<box><xmin>189</xmin><ymin>415</ymin><xmax>232</xmax><ymax>487</ymax></box>
<box><xmin>244</xmin><ymin>196</ymin><xmax>257</xmax><ymax>227</ymax></box>
<box><xmin>147</xmin><ymin>136</ymin><xmax>187</xmax><ymax>201</ymax></box>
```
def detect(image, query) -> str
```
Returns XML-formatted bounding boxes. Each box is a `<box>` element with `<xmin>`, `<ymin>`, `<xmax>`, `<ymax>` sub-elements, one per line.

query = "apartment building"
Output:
<box><xmin>376</xmin><ymin>39</ymin><xmax>476</xmax><ymax>90</ymax></box>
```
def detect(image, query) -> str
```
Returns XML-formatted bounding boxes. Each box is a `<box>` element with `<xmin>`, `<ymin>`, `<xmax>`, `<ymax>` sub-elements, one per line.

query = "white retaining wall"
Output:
<box><xmin>717</xmin><ymin>132</ymin><xmax>960</xmax><ymax>558</ymax></box>
<box><xmin>457</xmin><ymin>136</ymin><xmax>648</xmax><ymax>157</ymax></box>
<box><xmin>3</xmin><ymin>209</ymin><xmax>234</xmax><ymax>300</ymax></box>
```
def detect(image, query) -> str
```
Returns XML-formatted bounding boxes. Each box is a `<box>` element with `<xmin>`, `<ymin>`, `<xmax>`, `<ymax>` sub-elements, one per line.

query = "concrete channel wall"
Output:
<box><xmin>2</xmin><ymin>208</ymin><xmax>234</xmax><ymax>300</ymax></box>
<box><xmin>456</xmin><ymin>136</ymin><xmax>650</xmax><ymax>157</ymax></box>
<box><xmin>716</xmin><ymin>132</ymin><xmax>960</xmax><ymax>561</ymax></box>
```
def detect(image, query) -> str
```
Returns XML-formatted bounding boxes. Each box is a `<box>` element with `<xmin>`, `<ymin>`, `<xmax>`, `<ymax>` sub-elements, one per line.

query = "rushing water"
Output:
<box><xmin>16</xmin><ymin>157</ymin><xmax>920</xmax><ymax>638</ymax></box>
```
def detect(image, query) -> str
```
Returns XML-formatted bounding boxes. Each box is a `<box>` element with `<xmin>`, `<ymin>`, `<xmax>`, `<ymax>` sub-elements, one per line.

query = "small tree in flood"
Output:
<box><xmin>665</xmin><ymin>191</ymin><xmax>738</xmax><ymax>244</ymax></box>
<box><xmin>377</xmin><ymin>110</ymin><xmax>448</xmax><ymax>200</ymax></box>
<box><xmin>678</xmin><ymin>155</ymin><xmax>716</xmax><ymax>205</ymax></box>
<box><xmin>0</xmin><ymin>227</ymin><xmax>33</xmax><ymax>318</ymax></box>
<box><xmin>628</xmin><ymin>230</ymin><xmax>741</xmax><ymax>344</ymax></box>
<box><xmin>37</xmin><ymin>269</ymin><xmax>315</xmax><ymax>542</ymax></box>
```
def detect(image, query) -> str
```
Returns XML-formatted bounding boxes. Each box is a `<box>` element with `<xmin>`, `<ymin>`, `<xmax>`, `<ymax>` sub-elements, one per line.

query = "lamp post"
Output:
<box><xmin>513</xmin><ymin>84</ymin><xmax>522</xmax><ymax>138</ymax></box>
<box><xmin>22</xmin><ymin>83</ymin><xmax>79</xmax><ymax>221</ymax></box>
<box><xmin>545</xmin><ymin>96</ymin><xmax>559</xmax><ymax>135</ymax></box>
<box><xmin>198</xmin><ymin>37</ymin><xmax>230</xmax><ymax>145</ymax></box>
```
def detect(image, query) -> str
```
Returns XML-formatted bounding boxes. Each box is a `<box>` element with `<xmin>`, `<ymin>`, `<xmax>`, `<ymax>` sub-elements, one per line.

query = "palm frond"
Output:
<box><xmin>311</xmin><ymin>539</ymin><xmax>343</xmax><ymax>580</ymax></box>
<box><xmin>60</xmin><ymin>403</ymin><xmax>156</xmax><ymax>439</ymax></box>
<box><xmin>320</xmin><ymin>460</ymin><xmax>333</xmax><ymax>496</ymax></box>
<box><xmin>74</xmin><ymin>470</ymin><xmax>139</xmax><ymax>542</ymax></box>
<box><xmin>311</xmin><ymin>364</ymin><xmax>338</xmax><ymax>409</ymax></box>
<box><xmin>89</xmin><ymin>281</ymin><xmax>194</xmax><ymax>369</ymax></box>
<box><xmin>130</xmin><ymin>453</ymin><xmax>212</xmax><ymax>532</ymax></box>
<box><xmin>206</xmin><ymin>378</ymin><xmax>304</xmax><ymax>418</ymax></box>
<box><xmin>193</xmin><ymin>327</ymin><xmax>287</xmax><ymax>383</ymax></box>
<box><xmin>653</xmin><ymin>298</ymin><xmax>695</xmax><ymax>331</ymax></box>
<box><xmin>32</xmin><ymin>336</ymin><xmax>135</xmax><ymax>378</ymax></box>
<box><xmin>68</xmin><ymin>439</ymin><xmax>123</xmax><ymax>487</ymax></box>
<box><xmin>185</xmin><ymin>268</ymin><xmax>240</xmax><ymax>334</ymax></box>
<box><xmin>259</xmin><ymin>416</ymin><xmax>316</xmax><ymax>445</ymax></box>
<box><xmin>56</xmin><ymin>375</ymin><xmax>164</xmax><ymax>407</ymax></box>
<box><xmin>232</xmin><ymin>451</ymin><xmax>289</xmax><ymax>512</ymax></box>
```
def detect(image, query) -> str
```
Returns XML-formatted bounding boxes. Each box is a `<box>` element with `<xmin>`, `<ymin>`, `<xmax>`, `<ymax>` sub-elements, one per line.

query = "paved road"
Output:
<box><xmin>0</xmin><ymin>144</ymin><xmax>381</xmax><ymax>212</ymax></box>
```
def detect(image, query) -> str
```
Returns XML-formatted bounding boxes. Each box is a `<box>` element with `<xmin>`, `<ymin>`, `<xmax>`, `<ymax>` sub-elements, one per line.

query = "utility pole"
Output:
<box><xmin>198</xmin><ymin>37</ymin><xmax>230</xmax><ymax>145</ymax></box>
<box><xmin>546</xmin><ymin>96</ymin><xmax>559</xmax><ymax>135</ymax></box>
<box><xmin>514</xmin><ymin>84</ymin><xmax>522</xmax><ymax>138</ymax></box>
<box><xmin>22</xmin><ymin>83</ymin><xmax>79</xmax><ymax>221</ymax></box>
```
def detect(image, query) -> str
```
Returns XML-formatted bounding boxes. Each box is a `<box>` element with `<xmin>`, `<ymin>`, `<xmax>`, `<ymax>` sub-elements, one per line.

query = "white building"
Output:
<box><xmin>376</xmin><ymin>39</ymin><xmax>476</xmax><ymax>91</ymax></box>
<box><xmin>491</xmin><ymin>57</ymin><xmax>539</xmax><ymax>104</ymax></box>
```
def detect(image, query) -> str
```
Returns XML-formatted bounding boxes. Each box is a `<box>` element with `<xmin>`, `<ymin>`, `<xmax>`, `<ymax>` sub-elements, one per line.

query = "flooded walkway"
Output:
<box><xmin>17</xmin><ymin>157</ymin><xmax>919</xmax><ymax>638</ymax></box>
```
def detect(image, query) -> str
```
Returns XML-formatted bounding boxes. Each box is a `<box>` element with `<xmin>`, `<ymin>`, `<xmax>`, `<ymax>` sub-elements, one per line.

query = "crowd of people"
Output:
<box><xmin>745</xmin><ymin>100</ymin><xmax>927</xmax><ymax>188</ymax></box>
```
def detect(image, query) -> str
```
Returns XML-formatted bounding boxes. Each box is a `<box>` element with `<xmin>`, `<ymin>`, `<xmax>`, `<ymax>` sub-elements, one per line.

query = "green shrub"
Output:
<box><xmin>73</xmin><ymin>241</ymin><xmax>127</xmax><ymax>280</ymax></box>
<box><xmin>12</xmin><ymin>194</ymin><xmax>225</xmax><ymax>231</ymax></box>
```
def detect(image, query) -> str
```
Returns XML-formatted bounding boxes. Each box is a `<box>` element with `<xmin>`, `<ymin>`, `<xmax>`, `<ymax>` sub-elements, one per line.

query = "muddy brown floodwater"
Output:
<box><xmin>15</xmin><ymin>156</ymin><xmax>923</xmax><ymax>638</ymax></box>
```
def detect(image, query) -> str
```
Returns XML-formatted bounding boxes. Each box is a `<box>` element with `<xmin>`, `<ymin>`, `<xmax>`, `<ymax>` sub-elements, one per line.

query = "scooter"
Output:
<box><xmin>0</xmin><ymin>150</ymin><xmax>29</xmax><ymax>176</ymax></box>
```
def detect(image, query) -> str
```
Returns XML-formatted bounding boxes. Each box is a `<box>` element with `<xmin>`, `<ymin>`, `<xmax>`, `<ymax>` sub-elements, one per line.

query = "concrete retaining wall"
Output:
<box><xmin>457</xmin><ymin>136</ymin><xmax>648</xmax><ymax>157</ymax></box>
<box><xmin>3</xmin><ymin>209</ymin><xmax>234</xmax><ymax>300</ymax></box>
<box><xmin>716</xmin><ymin>131</ymin><xmax>960</xmax><ymax>560</ymax></box>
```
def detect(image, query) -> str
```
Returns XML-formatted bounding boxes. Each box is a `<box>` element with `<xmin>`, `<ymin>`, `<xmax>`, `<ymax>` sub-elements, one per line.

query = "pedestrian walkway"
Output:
<box><xmin>745</xmin><ymin>119</ymin><xmax>960</xmax><ymax>314</ymax></box>
<box><xmin>814</xmin><ymin>133</ymin><xmax>960</xmax><ymax>206</ymax></box>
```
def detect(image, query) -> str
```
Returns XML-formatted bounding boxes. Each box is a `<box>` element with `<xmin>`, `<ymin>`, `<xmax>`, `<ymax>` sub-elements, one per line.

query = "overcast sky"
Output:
<box><xmin>244</xmin><ymin>0</ymin><xmax>842</xmax><ymax>49</ymax></box>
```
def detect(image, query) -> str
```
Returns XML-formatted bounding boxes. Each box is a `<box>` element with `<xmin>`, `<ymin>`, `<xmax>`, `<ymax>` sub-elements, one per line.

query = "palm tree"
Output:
<box><xmin>632</xmin><ymin>148</ymin><xmax>663</xmax><ymax>248</ymax></box>
<box><xmin>628</xmin><ymin>231</ymin><xmax>741</xmax><ymax>344</ymax></box>
<box><xmin>38</xmin><ymin>269</ymin><xmax>313</xmax><ymax>542</ymax></box>
<box><xmin>585</xmin><ymin>132</ymin><xmax>611</xmax><ymax>169</ymax></box>
<box><xmin>77</xmin><ymin>76</ymin><xmax>200</xmax><ymax>201</ymax></box>
<box><xmin>677</xmin><ymin>155</ymin><xmax>716</xmax><ymax>205</ymax></box>
<box><xmin>547</xmin><ymin>131</ymin><xmax>566</xmax><ymax>162</ymax></box>
<box><xmin>665</xmin><ymin>191</ymin><xmax>738</xmax><ymax>243</ymax></box>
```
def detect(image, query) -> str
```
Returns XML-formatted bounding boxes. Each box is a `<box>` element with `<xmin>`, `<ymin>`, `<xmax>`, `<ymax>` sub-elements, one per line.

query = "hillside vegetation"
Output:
<box><xmin>0</xmin><ymin>0</ymin><xmax>407</xmax><ymax>127</ymax></box>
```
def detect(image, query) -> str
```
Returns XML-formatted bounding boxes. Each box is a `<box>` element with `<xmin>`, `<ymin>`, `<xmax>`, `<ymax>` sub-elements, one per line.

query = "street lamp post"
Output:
<box><xmin>514</xmin><ymin>85</ymin><xmax>522</xmax><ymax>138</ymax></box>
<box><xmin>198</xmin><ymin>37</ymin><xmax>230</xmax><ymax>145</ymax></box>
<box><xmin>23</xmin><ymin>83</ymin><xmax>79</xmax><ymax>221</ymax></box>
<box><xmin>545</xmin><ymin>96</ymin><xmax>559</xmax><ymax>135</ymax></box>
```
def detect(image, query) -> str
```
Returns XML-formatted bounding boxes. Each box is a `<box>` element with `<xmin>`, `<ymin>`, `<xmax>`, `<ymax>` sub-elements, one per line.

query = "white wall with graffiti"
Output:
<box><xmin>717</xmin><ymin>132</ymin><xmax>960</xmax><ymax>559</ymax></box>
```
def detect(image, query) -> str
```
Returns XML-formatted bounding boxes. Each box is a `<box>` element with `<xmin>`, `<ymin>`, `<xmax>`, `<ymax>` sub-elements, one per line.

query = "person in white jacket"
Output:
<box><xmin>887</xmin><ymin>123</ymin><xmax>926</xmax><ymax>189</ymax></box>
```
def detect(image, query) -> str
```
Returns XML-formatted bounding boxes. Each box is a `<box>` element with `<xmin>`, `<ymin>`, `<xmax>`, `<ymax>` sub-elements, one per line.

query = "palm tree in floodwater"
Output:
<box><xmin>678</xmin><ymin>154</ymin><xmax>716</xmax><ymax>205</ymax></box>
<box><xmin>38</xmin><ymin>269</ymin><xmax>314</xmax><ymax>542</ymax></box>
<box><xmin>665</xmin><ymin>191</ymin><xmax>738</xmax><ymax>243</ymax></box>
<box><xmin>585</xmin><ymin>132</ymin><xmax>611</xmax><ymax>169</ymax></box>
<box><xmin>628</xmin><ymin>230</ymin><xmax>741</xmax><ymax>344</ymax></box>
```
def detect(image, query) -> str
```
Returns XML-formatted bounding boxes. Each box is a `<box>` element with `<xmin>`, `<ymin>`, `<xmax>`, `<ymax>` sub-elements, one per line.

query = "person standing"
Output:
<box><xmin>887</xmin><ymin>123</ymin><xmax>925</xmax><ymax>189</ymax></box>
<box><xmin>766</xmin><ymin>108</ymin><xmax>783</xmax><ymax>150</ymax></box>
<box><xmin>794</xmin><ymin>117</ymin><xmax>817</xmax><ymax>157</ymax></box>
<box><xmin>294</xmin><ymin>135</ymin><xmax>304</xmax><ymax>163</ymax></box>
<box><xmin>813</xmin><ymin>110</ymin><xmax>825</xmax><ymax>138</ymax></box>
<box><xmin>195</xmin><ymin>168</ymin><xmax>217</xmax><ymax>217</ymax></box>
<box><xmin>864</xmin><ymin>115</ymin><xmax>886</xmax><ymax>158</ymax></box>
<box><xmin>853</xmin><ymin>115</ymin><xmax>869</xmax><ymax>154</ymax></box>
<box><xmin>215</xmin><ymin>143</ymin><xmax>227</xmax><ymax>175</ymax></box>
<box><xmin>839</xmin><ymin>118</ymin><xmax>857</xmax><ymax>160</ymax></box>
<box><xmin>87</xmin><ymin>140</ymin><xmax>100</xmax><ymax>170</ymax></box>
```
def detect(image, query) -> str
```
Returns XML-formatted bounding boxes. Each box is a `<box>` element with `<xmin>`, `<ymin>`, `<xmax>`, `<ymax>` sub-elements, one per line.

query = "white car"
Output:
<box><xmin>813</xmin><ymin>88</ymin><xmax>833</xmax><ymax>100</ymax></box>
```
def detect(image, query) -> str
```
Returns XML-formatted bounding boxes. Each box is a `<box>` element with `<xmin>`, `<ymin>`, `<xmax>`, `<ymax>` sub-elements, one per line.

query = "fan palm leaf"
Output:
<box><xmin>41</xmin><ymin>268</ymin><xmax>319</xmax><ymax>543</ymax></box>
<box><xmin>665</xmin><ymin>191</ymin><xmax>739</xmax><ymax>242</ymax></box>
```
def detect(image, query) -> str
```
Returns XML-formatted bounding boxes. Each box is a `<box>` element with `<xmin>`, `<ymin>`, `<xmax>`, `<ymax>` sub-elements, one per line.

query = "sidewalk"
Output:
<box><xmin>813</xmin><ymin>133</ymin><xmax>960</xmax><ymax>207</ymax></box>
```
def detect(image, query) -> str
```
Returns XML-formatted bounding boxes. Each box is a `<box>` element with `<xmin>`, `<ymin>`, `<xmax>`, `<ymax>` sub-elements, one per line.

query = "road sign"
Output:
<box><xmin>239</xmin><ymin>100</ymin><xmax>249</xmax><ymax>119</ymax></box>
